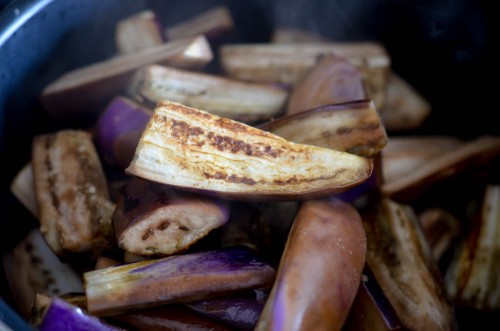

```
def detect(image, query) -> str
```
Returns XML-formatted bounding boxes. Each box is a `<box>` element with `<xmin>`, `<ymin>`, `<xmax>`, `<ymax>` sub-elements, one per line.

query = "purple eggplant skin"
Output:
<box><xmin>96</xmin><ymin>95</ymin><xmax>152</xmax><ymax>169</ymax></box>
<box><xmin>186</xmin><ymin>288</ymin><xmax>269</xmax><ymax>331</ymax></box>
<box><xmin>38</xmin><ymin>297</ymin><xmax>125</xmax><ymax>331</ymax></box>
<box><xmin>84</xmin><ymin>245</ymin><xmax>276</xmax><ymax>316</ymax></box>
<box><xmin>108</xmin><ymin>304</ymin><xmax>234</xmax><ymax>331</ymax></box>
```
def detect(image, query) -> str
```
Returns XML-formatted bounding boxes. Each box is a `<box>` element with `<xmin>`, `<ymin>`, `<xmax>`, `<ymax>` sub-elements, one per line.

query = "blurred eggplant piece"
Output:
<box><xmin>219</xmin><ymin>42</ymin><xmax>390</xmax><ymax>109</ymax></box>
<box><xmin>186</xmin><ymin>288</ymin><xmax>268</xmax><ymax>331</ymax></box>
<box><xmin>381</xmin><ymin>135</ymin><xmax>464</xmax><ymax>184</ymax></box>
<box><xmin>271</xmin><ymin>27</ymin><xmax>327</xmax><ymax>43</ymax></box>
<box><xmin>343</xmin><ymin>266</ymin><xmax>403</xmax><ymax>331</ymax></box>
<box><xmin>127</xmin><ymin>64</ymin><xmax>288</xmax><ymax>123</ymax></box>
<box><xmin>2</xmin><ymin>228</ymin><xmax>84</xmax><ymax>319</ymax></box>
<box><xmin>259</xmin><ymin>100</ymin><xmax>387</xmax><ymax>158</ymax></box>
<box><xmin>40</xmin><ymin>35</ymin><xmax>212</xmax><ymax>120</ymax></box>
<box><xmin>95</xmin><ymin>95</ymin><xmax>153</xmax><ymax>169</ymax></box>
<box><xmin>113</xmin><ymin>177</ymin><xmax>230</xmax><ymax>257</ymax></box>
<box><xmin>381</xmin><ymin>135</ymin><xmax>500</xmax><ymax>202</ymax></box>
<box><xmin>10</xmin><ymin>162</ymin><xmax>38</xmax><ymax>217</ymax></box>
<box><xmin>165</xmin><ymin>6</ymin><xmax>234</xmax><ymax>44</ymax></box>
<box><xmin>419</xmin><ymin>208</ymin><xmax>462</xmax><ymax>263</ymax></box>
<box><xmin>125</xmin><ymin>101</ymin><xmax>373</xmax><ymax>201</ymax></box>
<box><xmin>84</xmin><ymin>246</ymin><xmax>276</xmax><ymax>316</ymax></box>
<box><xmin>35</xmin><ymin>296</ymin><xmax>124</xmax><ymax>331</ymax></box>
<box><xmin>32</xmin><ymin>129</ymin><xmax>116</xmax><ymax>256</ymax></box>
<box><xmin>256</xmin><ymin>198</ymin><xmax>367</xmax><ymax>331</ymax></box>
<box><xmin>444</xmin><ymin>184</ymin><xmax>500</xmax><ymax>310</ymax></box>
<box><xmin>115</xmin><ymin>10</ymin><xmax>166</xmax><ymax>55</ymax></box>
<box><xmin>109</xmin><ymin>304</ymin><xmax>234</xmax><ymax>331</ymax></box>
<box><xmin>381</xmin><ymin>72</ymin><xmax>431</xmax><ymax>131</ymax></box>
<box><xmin>286</xmin><ymin>54</ymin><xmax>367</xmax><ymax>115</ymax></box>
<box><xmin>361</xmin><ymin>198</ymin><xmax>458</xmax><ymax>331</ymax></box>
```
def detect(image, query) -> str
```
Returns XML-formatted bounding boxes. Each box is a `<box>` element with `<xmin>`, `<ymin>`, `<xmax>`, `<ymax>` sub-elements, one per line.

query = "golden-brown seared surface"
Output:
<box><xmin>126</xmin><ymin>101</ymin><xmax>373</xmax><ymax>200</ymax></box>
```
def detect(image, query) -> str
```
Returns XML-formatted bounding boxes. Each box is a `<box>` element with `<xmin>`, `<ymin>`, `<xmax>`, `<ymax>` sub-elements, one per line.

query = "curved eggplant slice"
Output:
<box><xmin>113</xmin><ymin>177</ymin><xmax>230</xmax><ymax>256</ymax></box>
<box><xmin>125</xmin><ymin>101</ymin><xmax>373</xmax><ymax>201</ymax></box>
<box><xmin>84</xmin><ymin>246</ymin><xmax>276</xmax><ymax>316</ymax></box>
<box><xmin>259</xmin><ymin>100</ymin><xmax>387</xmax><ymax>158</ymax></box>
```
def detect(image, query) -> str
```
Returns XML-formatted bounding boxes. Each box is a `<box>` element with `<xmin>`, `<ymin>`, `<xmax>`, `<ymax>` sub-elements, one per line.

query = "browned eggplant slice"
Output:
<box><xmin>31</xmin><ymin>129</ymin><xmax>116</xmax><ymax>256</ymax></box>
<box><xmin>361</xmin><ymin>198</ymin><xmax>458</xmax><ymax>331</ymax></box>
<box><xmin>127</xmin><ymin>64</ymin><xmax>288</xmax><ymax>123</ymax></box>
<box><xmin>113</xmin><ymin>177</ymin><xmax>230</xmax><ymax>256</ymax></box>
<box><xmin>125</xmin><ymin>101</ymin><xmax>373</xmax><ymax>201</ymax></box>
<box><xmin>259</xmin><ymin>100</ymin><xmax>387</xmax><ymax>158</ymax></box>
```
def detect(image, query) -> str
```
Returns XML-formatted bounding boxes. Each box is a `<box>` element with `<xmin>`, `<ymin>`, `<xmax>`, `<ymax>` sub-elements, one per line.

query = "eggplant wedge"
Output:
<box><xmin>113</xmin><ymin>177</ymin><xmax>230</xmax><ymax>256</ymax></box>
<box><xmin>31</xmin><ymin>129</ymin><xmax>116</xmax><ymax>256</ymax></box>
<box><xmin>361</xmin><ymin>198</ymin><xmax>458</xmax><ymax>331</ymax></box>
<box><xmin>259</xmin><ymin>100</ymin><xmax>387</xmax><ymax>158</ymax></box>
<box><xmin>125</xmin><ymin>101</ymin><xmax>373</xmax><ymax>201</ymax></box>
<box><xmin>255</xmin><ymin>198</ymin><xmax>367</xmax><ymax>331</ymax></box>
<box><xmin>84</xmin><ymin>246</ymin><xmax>276</xmax><ymax>316</ymax></box>
<box><xmin>127</xmin><ymin>64</ymin><xmax>288</xmax><ymax>123</ymax></box>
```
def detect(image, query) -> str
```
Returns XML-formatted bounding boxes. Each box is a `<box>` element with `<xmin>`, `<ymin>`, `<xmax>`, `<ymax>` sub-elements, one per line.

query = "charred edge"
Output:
<box><xmin>203</xmin><ymin>171</ymin><xmax>257</xmax><ymax>185</ymax></box>
<box><xmin>163</xmin><ymin>116</ymin><xmax>281</xmax><ymax>158</ymax></box>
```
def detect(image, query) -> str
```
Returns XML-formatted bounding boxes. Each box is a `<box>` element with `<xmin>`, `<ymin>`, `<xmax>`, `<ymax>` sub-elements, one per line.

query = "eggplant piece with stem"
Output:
<box><xmin>126</xmin><ymin>101</ymin><xmax>373</xmax><ymax>201</ymax></box>
<box><xmin>113</xmin><ymin>177</ymin><xmax>230</xmax><ymax>257</ymax></box>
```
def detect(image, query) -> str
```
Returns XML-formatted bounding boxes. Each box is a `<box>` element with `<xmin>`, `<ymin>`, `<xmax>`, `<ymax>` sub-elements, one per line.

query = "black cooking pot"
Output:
<box><xmin>0</xmin><ymin>0</ymin><xmax>497</xmax><ymax>329</ymax></box>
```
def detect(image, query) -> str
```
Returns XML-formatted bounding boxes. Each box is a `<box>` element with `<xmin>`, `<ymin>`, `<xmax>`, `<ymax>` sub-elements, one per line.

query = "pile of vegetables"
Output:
<box><xmin>3</xmin><ymin>5</ymin><xmax>500</xmax><ymax>331</ymax></box>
